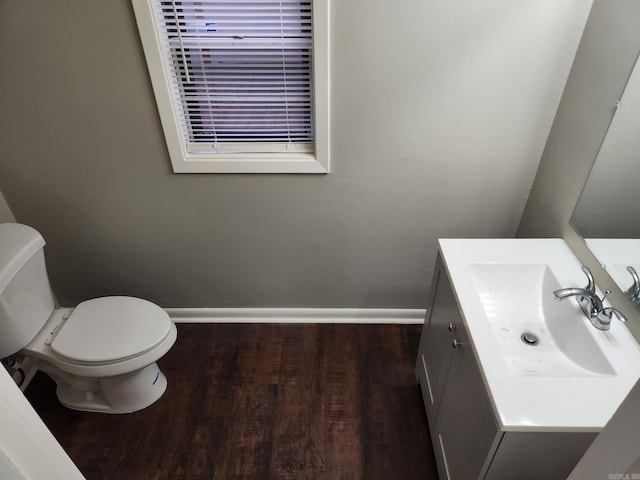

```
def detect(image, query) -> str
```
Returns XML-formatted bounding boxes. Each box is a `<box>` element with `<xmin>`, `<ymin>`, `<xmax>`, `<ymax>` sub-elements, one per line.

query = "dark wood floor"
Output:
<box><xmin>26</xmin><ymin>323</ymin><xmax>438</xmax><ymax>480</ymax></box>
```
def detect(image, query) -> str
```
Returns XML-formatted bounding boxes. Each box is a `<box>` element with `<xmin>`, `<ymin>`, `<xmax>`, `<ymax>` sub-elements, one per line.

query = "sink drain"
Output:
<box><xmin>521</xmin><ymin>332</ymin><xmax>539</xmax><ymax>346</ymax></box>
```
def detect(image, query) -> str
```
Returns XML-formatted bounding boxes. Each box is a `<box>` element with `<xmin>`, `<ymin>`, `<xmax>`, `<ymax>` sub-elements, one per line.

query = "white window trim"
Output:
<box><xmin>132</xmin><ymin>0</ymin><xmax>330</xmax><ymax>174</ymax></box>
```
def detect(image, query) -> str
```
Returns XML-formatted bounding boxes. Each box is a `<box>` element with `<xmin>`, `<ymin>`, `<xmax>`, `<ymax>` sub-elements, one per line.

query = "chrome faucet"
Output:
<box><xmin>553</xmin><ymin>266</ymin><xmax>627</xmax><ymax>331</ymax></box>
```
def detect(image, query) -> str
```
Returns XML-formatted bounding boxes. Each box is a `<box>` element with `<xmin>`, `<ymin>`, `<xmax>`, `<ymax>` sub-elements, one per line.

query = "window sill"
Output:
<box><xmin>169</xmin><ymin>153</ymin><xmax>329</xmax><ymax>174</ymax></box>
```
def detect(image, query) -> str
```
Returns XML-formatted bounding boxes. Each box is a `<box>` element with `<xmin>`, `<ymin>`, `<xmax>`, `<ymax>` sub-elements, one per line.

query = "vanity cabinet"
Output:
<box><xmin>416</xmin><ymin>253</ymin><xmax>597</xmax><ymax>480</ymax></box>
<box><xmin>430</xmin><ymin>316</ymin><xmax>501</xmax><ymax>479</ymax></box>
<box><xmin>416</xmin><ymin>255</ymin><xmax>459</xmax><ymax>423</ymax></box>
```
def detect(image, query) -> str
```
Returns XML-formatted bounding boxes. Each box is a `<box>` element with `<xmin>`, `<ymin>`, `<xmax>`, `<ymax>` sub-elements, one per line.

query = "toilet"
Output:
<box><xmin>0</xmin><ymin>223</ymin><xmax>177</xmax><ymax>413</ymax></box>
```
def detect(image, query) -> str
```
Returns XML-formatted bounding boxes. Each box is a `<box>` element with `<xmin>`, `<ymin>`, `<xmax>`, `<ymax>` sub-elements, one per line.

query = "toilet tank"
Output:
<box><xmin>0</xmin><ymin>223</ymin><xmax>56</xmax><ymax>358</ymax></box>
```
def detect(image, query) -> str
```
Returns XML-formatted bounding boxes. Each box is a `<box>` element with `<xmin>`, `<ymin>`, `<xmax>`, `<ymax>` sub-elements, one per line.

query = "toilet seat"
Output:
<box><xmin>50</xmin><ymin>296</ymin><xmax>173</xmax><ymax>365</ymax></box>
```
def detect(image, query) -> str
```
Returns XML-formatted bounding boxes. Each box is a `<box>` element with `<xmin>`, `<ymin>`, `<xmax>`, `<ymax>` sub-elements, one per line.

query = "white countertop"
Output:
<box><xmin>439</xmin><ymin>238</ymin><xmax>640</xmax><ymax>432</ymax></box>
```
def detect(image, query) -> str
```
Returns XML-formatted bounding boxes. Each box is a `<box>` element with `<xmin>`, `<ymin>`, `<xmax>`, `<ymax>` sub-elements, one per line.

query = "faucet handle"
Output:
<box><xmin>601</xmin><ymin>307</ymin><xmax>628</xmax><ymax>323</ymax></box>
<box><xmin>581</xmin><ymin>266</ymin><xmax>596</xmax><ymax>294</ymax></box>
<box><xmin>599</xmin><ymin>289</ymin><xmax>628</xmax><ymax>323</ymax></box>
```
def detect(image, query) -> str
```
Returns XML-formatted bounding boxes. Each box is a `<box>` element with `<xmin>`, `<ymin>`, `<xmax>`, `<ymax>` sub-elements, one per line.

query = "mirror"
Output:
<box><xmin>571</xmin><ymin>53</ymin><xmax>640</xmax><ymax>308</ymax></box>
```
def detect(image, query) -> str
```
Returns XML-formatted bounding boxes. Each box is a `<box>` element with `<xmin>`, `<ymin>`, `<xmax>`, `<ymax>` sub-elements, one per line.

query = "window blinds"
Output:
<box><xmin>154</xmin><ymin>0</ymin><xmax>314</xmax><ymax>154</ymax></box>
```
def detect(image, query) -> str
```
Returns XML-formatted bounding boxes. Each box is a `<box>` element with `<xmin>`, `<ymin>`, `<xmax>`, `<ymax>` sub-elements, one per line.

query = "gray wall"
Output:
<box><xmin>518</xmin><ymin>0</ymin><xmax>640</xmax><ymax>338</ymax></box>
<box><xmin>0</xmin><ymin>0</ymin><xmax>589</xmax><ymax>308</ymax></box>
<box><xmin>568</xmin><ymin>377</ymin><xmax>640</xmax><ymax>478</ymax></box>
<box><xmin>0</xmin><ymin>188</ymin><xmax>15</xmax><ymax>223</ymax></box>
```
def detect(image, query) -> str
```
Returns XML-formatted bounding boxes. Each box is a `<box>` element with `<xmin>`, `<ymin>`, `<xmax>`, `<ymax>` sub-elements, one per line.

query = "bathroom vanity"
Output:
<box><xmin>416</xmin><ymin>239</ymin><xmax>640</xmax><ymax>480</ymax></box>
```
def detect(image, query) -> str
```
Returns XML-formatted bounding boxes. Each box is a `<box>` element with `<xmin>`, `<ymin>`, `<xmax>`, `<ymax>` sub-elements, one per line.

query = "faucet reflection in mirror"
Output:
<box><xmin>570</xmin><ymin>52</ymin><xmax>640</xmax><ymax>312</ymax></box>
<box><xmin>625</xmin><ymin>266</ymin><xmax>640</xmax><ymax>304</ymax></box>
<box><xmin>553</xmin><ymin>266</ymin><xmax>627</xmax><ymax>331</ymax></box>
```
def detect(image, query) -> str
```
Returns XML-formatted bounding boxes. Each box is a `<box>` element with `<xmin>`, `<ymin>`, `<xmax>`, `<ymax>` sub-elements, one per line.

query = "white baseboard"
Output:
<box><xmin>165</xmin><ymin>308</ymin><xmax>427</xmax><ymax>324</ymax></box>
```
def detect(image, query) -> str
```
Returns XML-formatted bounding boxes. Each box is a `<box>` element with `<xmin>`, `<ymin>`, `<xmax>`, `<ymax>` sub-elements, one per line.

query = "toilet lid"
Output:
<box><xmin>51</xmin><ymin>296</ymin><xmax>173</xmax><ymax>364</ymax></box>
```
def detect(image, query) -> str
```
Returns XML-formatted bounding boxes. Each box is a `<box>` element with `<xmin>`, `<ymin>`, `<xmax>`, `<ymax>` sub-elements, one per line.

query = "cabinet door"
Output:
<box><xmin>416</xmin><ymin>255</ymin><xmax>460</xmax><ymax>424</ymax></box>
<box><xmin>432</xmin><ymin>322</ymin><xmax>501</xmax><ymax>480</ymax></box>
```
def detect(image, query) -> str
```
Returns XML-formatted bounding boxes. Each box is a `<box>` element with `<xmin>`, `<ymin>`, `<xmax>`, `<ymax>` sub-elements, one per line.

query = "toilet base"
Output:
<box><xmin>44</xmin><ymin>363</ymin><xmax>168</xmax><ymax>414</ymax></box>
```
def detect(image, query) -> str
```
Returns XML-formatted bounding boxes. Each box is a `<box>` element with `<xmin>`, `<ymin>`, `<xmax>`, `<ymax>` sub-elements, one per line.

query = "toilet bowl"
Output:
<box><xmin>0</xmin><ymin>223</ymin><xmax>177</xmax><ymax>413</ymax></box>
<box><xmin>25</xmin><ymin>297</ymin><xmax>177</xmax><ymax>413</ymax></box>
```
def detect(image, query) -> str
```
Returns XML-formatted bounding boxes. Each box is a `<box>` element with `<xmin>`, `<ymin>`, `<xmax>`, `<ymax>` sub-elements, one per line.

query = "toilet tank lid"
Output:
<box><xmin>0</xmin><ymin>223</ymin><xmax>46</xmax><ymax>293</ymax></box>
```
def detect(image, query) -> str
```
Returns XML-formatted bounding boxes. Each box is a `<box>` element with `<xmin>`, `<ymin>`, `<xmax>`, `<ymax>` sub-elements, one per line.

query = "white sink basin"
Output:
<box><xmin>468</xmin><ymin>263</ymin><xmax>614</xmax><ymax>377</ymax></box>
<box><xmin>440</xmin><ymin>239</ymin><xmax>640</xmax><ymax>431</ymax></box>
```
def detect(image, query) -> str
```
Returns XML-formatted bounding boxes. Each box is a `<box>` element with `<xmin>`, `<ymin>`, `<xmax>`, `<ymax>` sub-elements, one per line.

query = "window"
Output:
<box><xmin>132</xmin><ymin>0</ymin><xmax>329</xmax><ymax>173</ymax></box>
